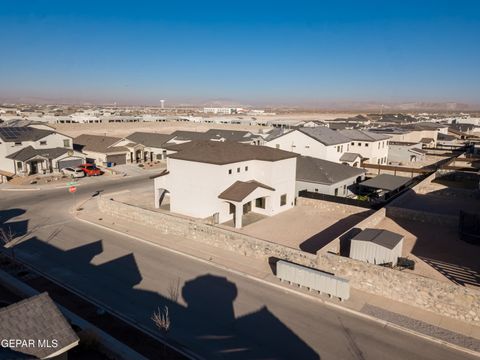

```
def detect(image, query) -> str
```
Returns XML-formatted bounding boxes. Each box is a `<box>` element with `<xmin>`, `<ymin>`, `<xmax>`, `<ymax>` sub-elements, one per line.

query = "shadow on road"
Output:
<box><xmin>10</xmin><ymin>235</ymin><xmax>319</xmax><ymax>359</ymax></box>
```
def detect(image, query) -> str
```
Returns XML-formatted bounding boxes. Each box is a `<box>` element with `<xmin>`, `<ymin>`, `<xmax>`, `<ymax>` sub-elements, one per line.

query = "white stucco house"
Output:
<box><xmin>112</xmin><ymin>132</ymin><xmax>176</xmax><ymax>162</ymax></box>
<box><xmin>265</xmin><ymin>127</ymin><xmax>351</xmax><ymax>163</ymax></box>
<box><xmin>338</xmin><ymin>130</ymin><xmax>391</xmax><ymax>165</ymax></box>
<box><xmin>74</xmin><ymin>134</ymin><xmax>130</xmax><ymax>165</ymax></box>
<box><xmin>0</xmin><ymin>126</ymin><xmax>84</xmax><ymax>181</ymax></box>
<box><xmin>154</xmin><ymin>141</ymin><xmax>297</xmax><ymax>228</ymax></box>
<box><xmin>387</xmin><ymin>141</ymin><xmax>427</xmax><ymax>165</ymax></box>
<box><xmin>296</xmin><ymin>156</ymin><xmax>366</xmax><ymax>197</ymax></box>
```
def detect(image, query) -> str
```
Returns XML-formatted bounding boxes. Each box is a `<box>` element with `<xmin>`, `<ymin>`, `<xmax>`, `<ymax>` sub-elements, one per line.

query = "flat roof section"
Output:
<box><xmin>360</xmin><ymin>174</ymin><xmax>412</xmax><ymax>191</ymax></box>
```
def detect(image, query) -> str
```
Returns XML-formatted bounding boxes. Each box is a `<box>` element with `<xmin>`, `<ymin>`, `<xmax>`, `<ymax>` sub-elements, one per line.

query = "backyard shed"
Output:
<box><xmin>349</xmin><ymin>228</ymin><xmax>404</xmax><ymax>266</ymax></box>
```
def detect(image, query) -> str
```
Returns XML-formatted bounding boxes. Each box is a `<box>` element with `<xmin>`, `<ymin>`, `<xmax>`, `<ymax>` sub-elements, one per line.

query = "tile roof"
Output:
<box><xmin>218</xmin><ymin>180</ymin><xmax>275</xmax><ymax>202</ymax></box>
<box><xmin>0</xmin><ymin>292</ymin><xmax>79</xmax><ymax>359</ymax></box>
<box><xmin>74</xmin><ymin>134</ymin><xmax>129</xmax><ymax>154</ymax></box>
<box><xmin>298</xmin><ymin>127</ymin><xmax>351</xmax><ymax>146</ymax></box>
<box><xmin>296</xmin><ymin>156</ymin><xmax>365</xmax><ymax>185</ymax></box>
<box><xmin>263</xmin><ymin>128</ymin><xmax>287</xmax><ymax>142</ymax></box>
<box><xmin>165</xmin><ymin>140</ymin><xmax>297</xmax><ymax>165</ymax></box>
<box><xmin>169</xmin><ymin>130</ymin><xmax>212</xmax><ymax>141</ymax></box>
<box><xmin>360</xmin><ymin>174</ymin><xmax>412</xmax><ymax>191</ymax></box>
<box><xmin>126</xmin><ymin>132</ymin><xmax>175</xmax><ymax>147</ymax></box>
<box><xmin>339</xmin><ymin>129</ymin><xmax>391</xmax><ymax>141</ymax></box>
<box><xmin>0</xmin><ymin>127</ymin><xmax>53</xmax><ymax>142</ymax></box>
<box><xmin>352</xmin><ymin>228</ymin><xmax>404</xmax><ymax>250</ymax></box>
<box><xmin>339</xmin><ymin>152</ymin><xmax>363</xmax><ymax>162</ymax></box>
<box><xmin>204</xmin><ymin>129</ymin><xmax>259</xmax><ymax>142</ymax></box>
<box><xmin>6</xmin><ymin>146</ymin><xmax>70</xmax><ymax>162</ymax></box>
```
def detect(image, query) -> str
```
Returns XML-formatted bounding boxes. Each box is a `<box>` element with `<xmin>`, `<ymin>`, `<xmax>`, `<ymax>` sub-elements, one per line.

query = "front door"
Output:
<box><xmin>243</xmin><ymin>202</ymin><xmax>251</xmax><ymax>215</ymax></box>
<box><xmin>30</xmin><ymin>161</ymin><xmax>38</xmax><ymax>174</ymax></box>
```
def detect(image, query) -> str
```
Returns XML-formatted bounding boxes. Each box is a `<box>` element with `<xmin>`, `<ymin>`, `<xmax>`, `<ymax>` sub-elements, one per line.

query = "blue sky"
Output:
<box><xmin>1</xmin><ymin>1</ymin><xmax>479</xmax><ymax>106</ymax></box>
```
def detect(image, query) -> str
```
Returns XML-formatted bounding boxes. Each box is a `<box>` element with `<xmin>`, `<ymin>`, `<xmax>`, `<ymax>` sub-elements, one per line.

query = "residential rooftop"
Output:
<box><xmin>296</xmin><ymin>156</ymin><xmax>365</xmax><ymax>185</ymax></box>
<box><xmin>165</xmin><ymin>140</ymin><xmax>297</xmax><ymax>165</ymax></box>
<box><xmin>298</xmin><ymin>127</ymin><xmax>351</xmax><ymax>145</ymax></box>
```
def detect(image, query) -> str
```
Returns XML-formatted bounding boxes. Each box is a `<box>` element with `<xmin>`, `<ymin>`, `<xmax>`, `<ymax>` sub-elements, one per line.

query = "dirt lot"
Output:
<box><xmin>53</xmin><ymin>112</ymin><xmax>358</xmax><ymax>138</ymax></box>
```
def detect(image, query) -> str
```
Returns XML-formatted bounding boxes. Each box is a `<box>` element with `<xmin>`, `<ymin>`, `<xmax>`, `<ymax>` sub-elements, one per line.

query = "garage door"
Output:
<box><xmin>106</xmin><ymin>154</ymin><xmax>127</xmax><ymax>165</ymax></box>
<box><xmin>58</xmin><ymin>158</ymin><xmax>83</xmax><ymax>169</ymax></box>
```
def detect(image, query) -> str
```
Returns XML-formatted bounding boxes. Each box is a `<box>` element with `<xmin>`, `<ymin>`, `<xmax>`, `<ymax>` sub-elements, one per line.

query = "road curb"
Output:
<box><xmin>0</xmin><ymin>187</ymin><xmax>40</xmax><ymax>191</ymax></box>
<box><xmin>76</xmin><ymin>214</ymin><xmax>480</xmax><ymax>358</ymax></box>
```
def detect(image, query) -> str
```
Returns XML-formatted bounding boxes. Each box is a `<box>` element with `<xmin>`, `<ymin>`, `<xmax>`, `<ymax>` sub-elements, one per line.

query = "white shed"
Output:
<box><xmin>349</xmin><ymin>228</ymin><xmax>404</xmax><ymax>266</ymax></box>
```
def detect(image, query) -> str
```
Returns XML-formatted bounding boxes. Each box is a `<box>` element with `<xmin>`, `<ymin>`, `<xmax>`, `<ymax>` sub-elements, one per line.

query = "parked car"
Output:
<box><xmin>79</xmin><ymin>164</ymin><xmax>103</xmax><ymax>176</ymax></box>
<box><xmin>61</xmin><ymin>167</ymin><xmax>85</xmax><ymax>178</ymax></box>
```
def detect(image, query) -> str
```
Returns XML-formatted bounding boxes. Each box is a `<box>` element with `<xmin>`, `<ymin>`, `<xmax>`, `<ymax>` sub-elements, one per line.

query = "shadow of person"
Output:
<box><xmin>180</xmin><ymin>274</ymin><xmax>320</xmax><ymax>359</ymax></box>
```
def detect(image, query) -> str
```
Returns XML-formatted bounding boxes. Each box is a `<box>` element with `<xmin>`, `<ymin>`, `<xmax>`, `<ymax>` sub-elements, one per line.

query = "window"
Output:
<box><xmin>63</xmin><ymin>139</ymin><xmax>70</xmax><ymax>147</ymax></box>
<box><xmin>343</xmin><ymin>185</ymin><xmax>347</xmax><ymax>194</ymax></box>
<box><xmin>40</xmin><ymin>141</ymin><xmax>47</xmax><ymax>145</ymax></box>
<box><xmin>337</xmin><ymin>146</ymin><xmax>340</xmax><ymax>152</ymax></box>
<box><xmin>237</xmin><ymin>167</ymin><xmax>240</xmax><ymax>173</ymax></box>
<box><xmin>229</xmin><ymin>203</ymin><xmax>235</xmax><ymax>214</ymax></box>
<box><xmin>378</xmin><ymin>142</ymin><xmax>380</xmax><ymax>149</ymax></box>
<box><xmin>351</xmin><ymin>142</ymin><xmax>354</xmax><ymax>145</ymax></box>
<box><xmin>314</xmin><ymin>188</ymin><xmax>318</xmax><ymax>192</ymax></box>
<box><xmin>255</xmin><ymin>197</ymin><xmax>265</xmax><ymax>209</ymax></box>
<box><xmin>14</xmin><ymin>142</ymin><xmax>21</xmax><ymax>146</ymax></box>
<box><xmin>228</xmin><ymin>169</ymin><xmax>232</xmax><ymax>174</ymax></box>
<box><xmin>358</xmin><ymin>142</ymin><xmax>361</xmax><ymax>146</ymax></box>
<box><xmin>245</xmin><ymin>166</ymin><xmax>248</xmax><ymax>171</ymax></box>
<box><xmin>17</xmin><ymin>162</ymin><xmax>22</xmax><ymax>170</ymax></box>
<box><xmin>365</xmin><ymin>143</ymin><xmax>369</xmax><ymax>147</ymax></box>
<box><xmin>334</xmin><ymin>188</ymin><xmax>338</xmax><ymax>196</ymax></box>
<box><xmin>280</xmin><ymin>194</ymin><xmax>287</xmax><ymax>206</ymax></box>
<box><xmin>305</xmin><ymin>145</ymin><xmax>310</xmax><ymax>149</ymax></box>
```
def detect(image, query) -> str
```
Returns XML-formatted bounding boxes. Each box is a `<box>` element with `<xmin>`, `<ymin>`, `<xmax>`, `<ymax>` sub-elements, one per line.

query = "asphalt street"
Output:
<box><xmin>0</xmin><ymin>176</ymin><xmax>477</xmax><ymax>360</ymax></box>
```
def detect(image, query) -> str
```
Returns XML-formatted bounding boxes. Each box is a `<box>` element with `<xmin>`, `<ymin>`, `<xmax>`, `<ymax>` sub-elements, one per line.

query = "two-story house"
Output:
<box><xmin>0</xmin><ymin>126</ymin><xmax>84</xmax><ymax>180</ymax></box>
<box><xmin>338</xmin><ymin>129</ymin><xmax>391</xmax><ymax>165</ymax></box>
<box><xmin>264</xmin><ymin>127</ymin><xmax>351</xmax><ymax>163</ymax></box>
<box><xmin>154</xmin><ymin>141</ymin><xmax>297</xmax><ymax>228</ymax></box>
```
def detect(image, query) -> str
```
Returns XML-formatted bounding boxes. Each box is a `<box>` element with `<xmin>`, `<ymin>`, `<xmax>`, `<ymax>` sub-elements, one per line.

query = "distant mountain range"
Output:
<box><xmin>0</xmin><ymin>95</ymin><xmax>476</xmax><ymax>111</ymax></box>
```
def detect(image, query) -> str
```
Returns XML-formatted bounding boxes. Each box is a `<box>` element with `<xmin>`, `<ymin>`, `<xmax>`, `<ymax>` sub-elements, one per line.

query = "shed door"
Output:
<box><xmin>58</xmin><ymin>158</ymin><xmax>83</xmax><ymax>169</ymax></box>
<box><xmin>106</xmin><ymin>154</ymin><xmax>126</xmax><ymax>165</ymax></box>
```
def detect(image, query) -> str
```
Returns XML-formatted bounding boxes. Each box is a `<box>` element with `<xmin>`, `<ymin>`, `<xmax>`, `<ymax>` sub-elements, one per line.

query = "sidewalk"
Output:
<box><xmin>76</xmin><ymin>198</ymin><xmax>480</xmax><ymax>354</ymax></box>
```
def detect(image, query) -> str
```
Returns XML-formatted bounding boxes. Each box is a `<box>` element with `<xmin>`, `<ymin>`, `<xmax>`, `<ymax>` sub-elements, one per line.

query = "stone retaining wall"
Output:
<box><xmin>386</xmin><ymin>206</ymin><xmax>459</xmax><ymax>226</ymax></box>
<box><xmin>98</xmin><ymin>196</ymin><xmax>317</xmax><ymax>268</ymax></box>
<box><xmin>317</xmin><ymin>208</ymin><xmax>386</xmax><ymax>254</ymax></box>
<box><xmin>98</xmin><ymin>195</ymin><xmax>480</xmax><ymax>325</ymax></box>
<box><xmin>296</xmin><ymin>197</ymin><xmax>367</xmax><ymax>215</ymax></box>
<box><xmin>316</xmin><ymin>253</ymin><xmax>480</xmax><ymax>324</ymax></box>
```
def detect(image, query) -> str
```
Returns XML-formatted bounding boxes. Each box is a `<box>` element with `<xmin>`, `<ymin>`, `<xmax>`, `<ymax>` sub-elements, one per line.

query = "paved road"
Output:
<box><xmin>0</xmin><ymin>177</ymin><xmax>476</xmax><ymax>360</ymax></box>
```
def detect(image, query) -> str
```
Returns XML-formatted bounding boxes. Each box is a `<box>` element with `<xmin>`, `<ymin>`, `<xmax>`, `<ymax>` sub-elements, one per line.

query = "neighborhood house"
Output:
<box><xmin>154</xmin><ymin>141</ymin><xmax>297</xmax><ymax>228</ymax></box>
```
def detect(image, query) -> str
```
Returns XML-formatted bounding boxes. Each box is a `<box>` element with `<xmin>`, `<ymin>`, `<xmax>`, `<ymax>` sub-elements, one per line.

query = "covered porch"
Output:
<box><xmin>218</xmin><ymin>180</ymin><xmax>275</xmax><ymax>229</ymax></box>
<box><xmin>16</xmin><ymin>156</ymin><xmax>52</xmax><ymax>176</ymax></box>
<box><xmin>125</xmin><ymin>143</ymin><xmax>154</xmax><ymax>163</ymax></box>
